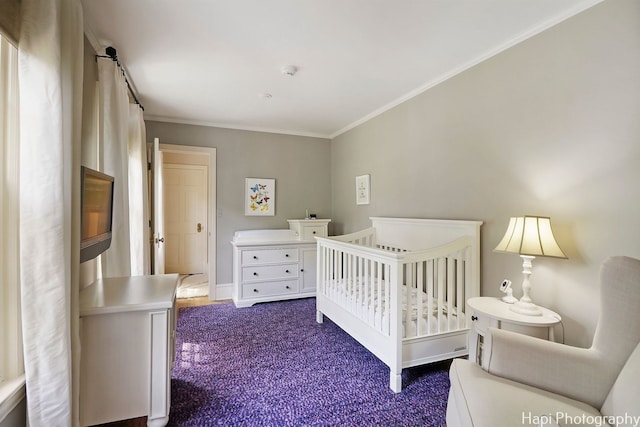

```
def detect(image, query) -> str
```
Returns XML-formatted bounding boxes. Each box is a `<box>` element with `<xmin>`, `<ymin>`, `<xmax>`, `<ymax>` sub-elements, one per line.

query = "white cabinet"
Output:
<box><xmin>287</xmin><ymin>219</ymin><xmax>331</xmax><ymax>241</ymax></box>
<box><xmin>79</xmin><ymin>274</ymin><xmax>178</xmax><ymax>427</ymax></box>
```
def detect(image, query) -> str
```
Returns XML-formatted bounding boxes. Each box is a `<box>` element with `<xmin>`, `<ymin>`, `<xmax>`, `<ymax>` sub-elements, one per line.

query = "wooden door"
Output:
<box><xmin>163</xmin><ymin>164</ymin><xmax>207</xmax><ymax>274</ymax></box>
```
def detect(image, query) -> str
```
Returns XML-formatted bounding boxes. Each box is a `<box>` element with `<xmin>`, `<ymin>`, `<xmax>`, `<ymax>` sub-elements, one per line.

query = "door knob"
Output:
<box><xmin>155</xmin><ymin>237</ymin><xmax>165</xmax><ymax>244</ymax></box>
<box><xmin>197</xmin><ymin>223</ymin><xmax>202</xmax><ymax>232</ymax></box>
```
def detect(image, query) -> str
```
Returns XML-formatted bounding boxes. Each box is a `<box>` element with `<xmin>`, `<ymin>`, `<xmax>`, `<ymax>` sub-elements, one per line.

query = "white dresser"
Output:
<box><xmin>79</xmin><ymin>274</ymin><xmax>179</xmax><ymax>427</ymax></box>
<box><xmin>231</xmin><ymin>226</ymin><xmax>326</xmax><ymax>308</ymax></box>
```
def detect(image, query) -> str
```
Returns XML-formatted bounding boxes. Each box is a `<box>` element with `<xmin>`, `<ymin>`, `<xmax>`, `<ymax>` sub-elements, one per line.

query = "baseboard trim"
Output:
<box><xmin>212</xmin><ymin>283</ymin><xmax>232</xmax><ymax>301</ymax></box>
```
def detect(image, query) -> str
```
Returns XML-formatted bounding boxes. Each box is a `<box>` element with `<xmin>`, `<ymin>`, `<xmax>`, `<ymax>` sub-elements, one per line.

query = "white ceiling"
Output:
<box><xmin>82</xmin><ymin>0</ymin><xmax>602</xmax><ymax>139</ymax></box>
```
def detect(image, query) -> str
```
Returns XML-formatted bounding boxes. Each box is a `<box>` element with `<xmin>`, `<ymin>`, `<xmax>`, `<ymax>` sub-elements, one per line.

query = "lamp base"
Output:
<box><xmin>510</xmin><ymin>300</ymin><xmax>543</xmax><ymax>316</ymax></box>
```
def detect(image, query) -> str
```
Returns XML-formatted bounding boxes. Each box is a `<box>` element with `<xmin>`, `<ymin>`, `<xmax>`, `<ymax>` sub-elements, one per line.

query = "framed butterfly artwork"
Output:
<box><xmin>245</xmin><ymin>178</ymin><xmax>275</xmax><ymax>216</ymax></box>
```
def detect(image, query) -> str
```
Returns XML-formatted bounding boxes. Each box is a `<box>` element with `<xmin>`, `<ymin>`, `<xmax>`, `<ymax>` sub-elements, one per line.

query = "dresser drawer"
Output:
<box><xmin>301</xmin><ymin>226</ymin><xmax>327</xmax><ymax>240</ymax></box>
<box><xmin>242</xmin><ymin>280</ymin><xmax>299</xmax><ymax>298</ymax></box>
<box><xmin>242</xmin><ymin>264</ymin><xmax>299</xmax><ymax>281</ymax></box>
<box><xmin>242</xmin><ymin>248</ymin><xmax>298</xmax><ymax>265</ymax></box>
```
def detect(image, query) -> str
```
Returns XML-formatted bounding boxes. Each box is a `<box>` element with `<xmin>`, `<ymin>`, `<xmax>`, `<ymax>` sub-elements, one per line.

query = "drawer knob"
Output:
<box><xmin>285</xmin><ymin>269</ymin><xmax>290</xmax><ymax>273</ymax></box>
<box><xmin>253</xmin><ymin>289</ymin><xmax>258</xmax><ymax>293</ymax></box>
<box><xmin>312</xmin><ymin>231</ymin><xmax>316</xmax><ymax>234</ymax></box>
<box><xmin>253</xmin><ymin>272</ymin><xmax>258</xmax><ymax>276</ymax></box>
<box><xmin>286</xmin><ymin>285</ymin><xmax>290</xmax><ymax>289</ymax></box>
<box><xmin>253</xmin><ymin>256</ymin><xmax>258</xmax><ymax>259</ymax></box>
<box><xmin>300</xmin><ymin>269</ymin><xmax>304</xmax><ymax>272</ymax></box>
<box><xmin>471</xmin><ymin>315</ymin><xmax>478</xmax><ymax>321</ymax></box>
<box><xmin>285</xmin><ymin>254</ymin><xmax>289</xmax><ymax>257</ymax></box>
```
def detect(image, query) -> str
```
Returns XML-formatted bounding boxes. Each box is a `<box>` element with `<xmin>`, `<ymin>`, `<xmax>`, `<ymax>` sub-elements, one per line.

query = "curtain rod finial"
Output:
<box><xmin>105</xmin><ymin>46</ymin><xmax>117</xmax><ymax>61</ymax></box>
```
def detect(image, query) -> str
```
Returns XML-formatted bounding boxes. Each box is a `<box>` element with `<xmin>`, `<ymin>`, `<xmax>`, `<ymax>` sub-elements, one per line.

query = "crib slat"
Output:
<box><xmin>364</xmin><ymin>257</ymin><xmax>370</xmax><ymax>322</ymax></box>
<box><xmin>405</xmin><ymin>263</ymin><xmax>412</xmax><ymax>338</ymax></box>
<box><xmin>330</xmin><ymin>246</ymin><xmax>335</xmax><ymax>297</ymax></box>
<box><xmin>347</xmin><ymin>252</ymin><xmax>352</xmax><ymax>307</ymax></box>
<box><xmin>416</xmin><ymin>262</ymin><xmax>424</xmax><ymax>336</ymax></box>
<box><xmin>447</xmin><ymin>256</ymin><xmax>454</xmax><ymax>332</ymax></box>
<box><xmin>456</xmin><ymin>249</ymin><xmax>464</xmax><ymax>330</ymax></box>
<box><xmin>426</xmin><ymin>260</ymin><xmax>433</xmax><ymax>335</ymax></box>
<box><xmin>437</xmin><ymin>257</ymin><xmax>445</xmax><ymax>333</ymax></box>
<box><xmin>376</xmin><ymin>261</ymin><xmax>383</xmax><ymax>333</ymax></box>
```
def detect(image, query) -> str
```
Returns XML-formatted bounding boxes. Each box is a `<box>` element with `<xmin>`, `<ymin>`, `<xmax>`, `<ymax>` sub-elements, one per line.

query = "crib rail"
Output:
<box><xmin>327</xmin><ymin>227</ymin><xmax>377</xmax><ymax>247</ymax></box>
<box><xmin>316</xmin><ymin>235</ymin><xmax>473</xmax><ymax>340</ymax></box>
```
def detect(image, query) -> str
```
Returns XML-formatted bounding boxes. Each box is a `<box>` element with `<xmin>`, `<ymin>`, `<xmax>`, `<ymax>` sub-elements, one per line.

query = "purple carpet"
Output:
<box><xmin>168</xmin><ymin>298</ymin><xmax>451</xmax><ymax>426</ymax></box>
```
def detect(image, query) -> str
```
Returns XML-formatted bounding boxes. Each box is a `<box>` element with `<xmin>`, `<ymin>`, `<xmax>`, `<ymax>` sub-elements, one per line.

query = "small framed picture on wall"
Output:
<box><xmin>245</xmin><ymin>178</ymin><xmax>275</xmax><ymax>216</ymax></box>
<box><xmin>355</xmin><ymin>174</ymin><xmax>370</xmax><ymax>205</ymax></box>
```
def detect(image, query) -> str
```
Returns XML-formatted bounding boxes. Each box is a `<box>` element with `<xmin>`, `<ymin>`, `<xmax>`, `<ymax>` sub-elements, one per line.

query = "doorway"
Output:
<box><xmin>152</xmin><ymin>141</ymin><xmax>217</xmax><ymax>300</ymax></box>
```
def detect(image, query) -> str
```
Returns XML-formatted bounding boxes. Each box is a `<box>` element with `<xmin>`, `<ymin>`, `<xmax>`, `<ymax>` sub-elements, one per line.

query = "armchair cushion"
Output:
<box><xmin>487</xmin><ymin>328</ymin><xmax>620</xmax><ymax>409</ymax></box>
<box><xmin>448</xmin><ymin>358</ymin><xmax>606</xmax><ymax>427</ymax></box>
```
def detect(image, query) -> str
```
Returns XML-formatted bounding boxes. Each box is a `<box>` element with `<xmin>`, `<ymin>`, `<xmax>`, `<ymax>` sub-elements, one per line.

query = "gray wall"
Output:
<box><xmin>145</xmin><ymin>122</ymin><xmax>332</xmax><ymax>285</ymax></box>
<box><xmin>331</xmin><ymin>0</ymin><xmax>640</xmax><ymax>347</ymax></box>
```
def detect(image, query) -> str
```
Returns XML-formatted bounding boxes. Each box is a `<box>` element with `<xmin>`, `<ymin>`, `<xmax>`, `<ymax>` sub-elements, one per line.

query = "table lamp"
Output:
<box><xmin>494</xmin><ymin>216</ymin><xmax>567</xmax><ymax>316</ymax></box>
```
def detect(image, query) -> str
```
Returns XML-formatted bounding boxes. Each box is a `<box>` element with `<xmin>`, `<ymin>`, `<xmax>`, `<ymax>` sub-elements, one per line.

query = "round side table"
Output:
<box><xmin>467</xmin><ymin>296</ymin><xmax>561</xmax><ymax>368</ymax></box>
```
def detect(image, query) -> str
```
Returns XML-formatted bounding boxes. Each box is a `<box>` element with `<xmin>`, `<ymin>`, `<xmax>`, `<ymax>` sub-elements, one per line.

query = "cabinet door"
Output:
<box><xmin>300</xmin><ymin>247</ymin><xmax>317</xmax><ymax>292</ymax></box>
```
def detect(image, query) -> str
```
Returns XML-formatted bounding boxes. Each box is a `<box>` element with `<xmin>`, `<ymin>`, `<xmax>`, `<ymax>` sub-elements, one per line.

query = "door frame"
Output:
<box><xmin>159</xmin><ymin>143</ymin><xmax>217</xmax><ymax>300</ymax></box>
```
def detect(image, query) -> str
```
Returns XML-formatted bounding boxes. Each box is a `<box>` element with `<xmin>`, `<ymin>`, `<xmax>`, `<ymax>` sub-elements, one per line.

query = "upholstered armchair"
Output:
<box><xmin>447</xmin><ymin>256</ymin><xmax>640</xmax><ymax>427</ymax></box>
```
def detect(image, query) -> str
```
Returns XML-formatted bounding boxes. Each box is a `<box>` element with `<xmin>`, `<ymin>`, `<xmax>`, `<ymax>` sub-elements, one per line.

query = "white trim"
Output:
<box><xmin>0</xmin><ymin>375</ymin><xmax>24</xmax><ymax>423</ymax></box>
<box><xmin>213</xmin><ymin>283</ymin><xmax>233</xmax><ymax>301</ymax></box>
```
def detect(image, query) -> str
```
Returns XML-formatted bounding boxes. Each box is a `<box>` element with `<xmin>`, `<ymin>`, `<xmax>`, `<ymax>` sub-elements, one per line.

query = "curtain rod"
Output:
<box><xmin>96</xmin><ymin>46</ymin><xmax>144</xmax><ymax>111</ymax></box>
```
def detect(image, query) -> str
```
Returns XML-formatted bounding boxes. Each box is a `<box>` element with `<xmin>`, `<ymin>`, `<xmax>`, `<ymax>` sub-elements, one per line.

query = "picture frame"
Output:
<box><xmin>355</xmin><ymin>174</ymin><xmax>370</xmax><ymax>205</ymax></box>
<box><xmin>245</xmin><ymin>178</ymin><xmax>275</xmax><ymax>216</ymax></box>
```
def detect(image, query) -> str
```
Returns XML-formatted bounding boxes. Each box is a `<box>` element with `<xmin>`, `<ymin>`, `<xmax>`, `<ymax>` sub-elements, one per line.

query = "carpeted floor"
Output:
<box><xmin>169</xmin><ymin>298</ymin><xmax>451</xmax><ymax>426</ymax></box>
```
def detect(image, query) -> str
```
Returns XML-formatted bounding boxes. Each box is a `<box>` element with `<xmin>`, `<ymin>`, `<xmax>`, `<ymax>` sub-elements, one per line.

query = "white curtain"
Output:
<box><xmin>98</xmin><ymin>57</ymin><xmax>131</xmax><ymax>277</ymax></box>
<box><xmin>128</xmin><ymin>103</ymin><xmax>151</xmax><ymax>275</ymax></box>
<box><xmin>18</xmin><ymin>0</ymin><xmax>83</xmax><ymax>425</ymax></box>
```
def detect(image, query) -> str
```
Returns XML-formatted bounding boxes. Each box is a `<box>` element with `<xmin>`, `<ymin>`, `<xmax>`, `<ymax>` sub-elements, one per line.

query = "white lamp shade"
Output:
<box><xmin>494</xmin><ymin>216</ymin><xmax>567</xmax><ymax>259</ymax></box>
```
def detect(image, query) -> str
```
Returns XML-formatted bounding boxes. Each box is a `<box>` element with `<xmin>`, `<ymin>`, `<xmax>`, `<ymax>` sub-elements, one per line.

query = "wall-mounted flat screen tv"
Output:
<box><xmin>80</xmin><ymin>166</ymin><xmax>115</xmax><ymax>263</ymax></box>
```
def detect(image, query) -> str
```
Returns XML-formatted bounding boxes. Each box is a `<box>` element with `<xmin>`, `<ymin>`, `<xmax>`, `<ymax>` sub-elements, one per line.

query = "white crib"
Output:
<box><xmin>315</xmin><ymin>217</ymin><xmax>482</xmax><ymax>392</ymax></box>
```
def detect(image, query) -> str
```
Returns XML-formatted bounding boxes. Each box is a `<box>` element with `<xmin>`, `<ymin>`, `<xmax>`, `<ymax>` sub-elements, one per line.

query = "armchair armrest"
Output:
<box><xmin>486</xmin><ymin>328</ymin><xmax>620</xmax><ymax>409</ymax></box>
